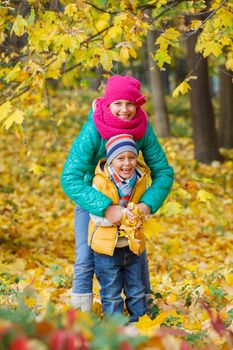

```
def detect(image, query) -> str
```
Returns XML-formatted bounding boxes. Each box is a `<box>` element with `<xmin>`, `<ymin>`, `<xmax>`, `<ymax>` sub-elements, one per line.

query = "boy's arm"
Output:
<box><xmin>140</xmin><ymin>121</ymin><xmax>174</xmax><ymax>214</ymax></box>
<box><xmin>60</xmin><ymin>121</ymin><xmax>112</xmax><ymax>217</ymax></box>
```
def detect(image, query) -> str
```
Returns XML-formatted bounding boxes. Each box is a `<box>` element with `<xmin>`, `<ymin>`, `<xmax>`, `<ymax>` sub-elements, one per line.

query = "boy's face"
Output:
<box><xmin>110</xmin><ymin>151</ymin><xmax>137</xmax><ymax>179</ymax></box>
<box><xmin>109</xmin><ymin>100</ymin><xmax>137</xmax><ymax>121</ymax></box>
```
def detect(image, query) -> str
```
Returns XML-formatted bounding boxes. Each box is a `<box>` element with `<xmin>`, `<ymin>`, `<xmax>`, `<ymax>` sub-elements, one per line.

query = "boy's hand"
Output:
<box><xmin>105</xmin><ymin>205</ymin><xmax>123</xmax><ymax>225</ymax></box>
<box><xmin>122</xmin><ymin>208</ymin><xmax>136</xmax><ymax>222</ymax></box>
<box><xmin>137</xmin><ymin>203</ymin><xmax>150</xmax><ymax>216</ymax></box>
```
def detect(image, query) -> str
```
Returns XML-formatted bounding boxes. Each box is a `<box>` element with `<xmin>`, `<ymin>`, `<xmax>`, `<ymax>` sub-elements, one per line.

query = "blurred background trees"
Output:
<box><xmin>0</xmin><ymin>0</ymin><xmax>232</xmax><ymax>163</ymax></box>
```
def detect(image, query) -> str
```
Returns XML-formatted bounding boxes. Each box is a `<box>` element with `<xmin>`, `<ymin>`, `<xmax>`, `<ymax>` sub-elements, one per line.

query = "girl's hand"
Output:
<box><xmin>105</xmin><ymin>205</ymin><xmax>123</xmax><ymax>225</ymax></box>
<box><xmin>137</xmin><ymin>203</ymin><xmax>151</xmax><ymax>216</ymax></box>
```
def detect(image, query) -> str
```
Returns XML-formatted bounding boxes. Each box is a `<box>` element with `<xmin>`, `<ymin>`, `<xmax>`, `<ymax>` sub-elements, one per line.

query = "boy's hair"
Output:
<box><xmin>102</xmin><ymin>75</ymin><xmax>146</xmax><ymax>107</ymax></box>
<box><xmin>106</xmin><ymin>134</ymin><xmax>138</xmax><ymax>165</ymax></box>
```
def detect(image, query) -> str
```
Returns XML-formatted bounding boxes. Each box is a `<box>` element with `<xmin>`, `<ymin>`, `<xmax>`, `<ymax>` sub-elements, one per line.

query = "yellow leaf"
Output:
<box><xmin>191</xmin><ymin>20</ymin><xmax>202</xmax><ymax>30</ymax></box>
<box><xmin>197</xmin><ymin>189</ymin><xmax>215</xmax><ymax>203</ymax></box>
<box><xmin>154</xmin><ymin>49</ymin><xmax>171</xmax><ymax>68</ymax></box>
<box><xmin>129</xmin><ymin>47</ymin><xmax>137</xmax><ymax>59</ymax></box>
<box><xmin>11</xmin><ymin>15</ymin><xmax>27</xmax><ymax>37</ymax></box>
<box><xmin>3</xmin><ymin>109</ymin><xmax>24</xmax><ymax>130</ymax></box>
<box><xmin>143</xmin><ymin>217</ymin><xmax>160</xmax><ymax>239</ymax></box>
<box><xmin>0</xmin><ymin>101</ymin><xmax>12</xmax><ymax>122</ymax></box>
<box><xmin>226</xmin><ymin>57</ymin><xmax>233</xmax><ymax>71</ymax></box>
<box><xmin>160</xmin><ymin>201</ymin><xmax>182</xmax><ymax>216</ymax></box>
<box><xmin>172</xmin><ymin>81</ymin><xmax>191</xmax><ymax>98</ymax></box>
<box><xmin>119</xmin><ymin>47</ymin><xmax>129</xmax><ymax>63</ymax></box>
<box><xmin>46</xmin><ymin>68</ymin><xmax>61</xmax><ymax>80</ymax></box>
<box><xmin>66</xmin><ymin>101</ymin><xmax>76</xmax><ymax>112</ymax></box>
<box><xmin>156</xmin><ymin>28</ymin><xmax>180</xmax><ymax>50</ymax></box>
<box><xmin>29</xmin><ymin>164</ymin><xmax>46</xmax><ymax>175</ymax></box>
<box><xmin>218</xmin><ymin>36</ymin><xmax>231</xmax><ymax>47</ymax></box>
<box><xmin>95</xmin><ymin>13</ymin><xmax>110</xmax><ymax>32</ymax></box>
<box><xmin>5</xmin><ymin>65</ymin><xmax>21</xmax><ymax>83</ymax></box>
<box><xmin>203</xmin><ymin>42</ymin><xmax>222</xmax><ymax>58</ymax></box>
<box><xmin>100</xmin><ymin>51</ymin><xmax>113</xmax><ymax>71</ymax></box>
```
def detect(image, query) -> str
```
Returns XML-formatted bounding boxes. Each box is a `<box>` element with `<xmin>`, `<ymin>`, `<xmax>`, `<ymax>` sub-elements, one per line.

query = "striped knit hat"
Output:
<box><xmin>106</xmin><ymin>134</ymin><xmax>138</xmax><ymax>165</ymax></box>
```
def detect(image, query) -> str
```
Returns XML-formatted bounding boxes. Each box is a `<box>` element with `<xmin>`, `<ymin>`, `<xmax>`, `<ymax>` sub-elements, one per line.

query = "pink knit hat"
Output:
<box><xmin>102</xmin><ymin>75</ymin><xmax>146</xmax><ymax>107</ymax></box>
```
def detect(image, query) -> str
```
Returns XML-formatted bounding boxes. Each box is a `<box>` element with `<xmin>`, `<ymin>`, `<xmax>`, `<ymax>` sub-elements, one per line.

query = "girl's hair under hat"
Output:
<box><xmin>103</xmin><ymin>75</ymin><xmax>146</xmax><ymax>107</ymax></box>
<box><xmin>106</xmin><ymin>134</ymin><xmax>138</xmax><ymax>165</ymax></box>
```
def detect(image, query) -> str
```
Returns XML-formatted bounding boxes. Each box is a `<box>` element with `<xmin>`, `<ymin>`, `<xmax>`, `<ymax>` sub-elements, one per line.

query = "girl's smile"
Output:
<box><xmin>109</xmin><ymin>100</ymin><xmax>137</xmax><ymax>121</ymax></box>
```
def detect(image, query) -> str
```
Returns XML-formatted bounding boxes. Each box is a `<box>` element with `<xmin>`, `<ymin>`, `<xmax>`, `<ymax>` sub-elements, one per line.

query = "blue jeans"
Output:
<box><xmin>73</xmin><ymin>205</ymin><xmax>151</xmax><ymax>294</ymax></box>
<box><xmin>94</xmin><ymin>247</ymin><xmax>146</xmax><ymax>322</ymax></box>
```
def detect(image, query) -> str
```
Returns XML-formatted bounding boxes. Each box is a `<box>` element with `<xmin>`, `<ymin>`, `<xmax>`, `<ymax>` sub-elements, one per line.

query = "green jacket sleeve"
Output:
<box><xmin>60</xmin><ymin>121</ymin><xmax>112</xmax><ymax>216</ymax></box>
<box><xmin>140</xmin><ymin>121</ymin><xmax>174</xmax><ymax>213</ymax></box>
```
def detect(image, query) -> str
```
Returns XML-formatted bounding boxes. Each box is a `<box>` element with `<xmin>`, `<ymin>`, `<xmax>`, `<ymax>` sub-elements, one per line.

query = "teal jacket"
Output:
<box><xmin>61</xmin><ymin>110</ymin><xmax>174</xmax><ymax>216</ymax></box>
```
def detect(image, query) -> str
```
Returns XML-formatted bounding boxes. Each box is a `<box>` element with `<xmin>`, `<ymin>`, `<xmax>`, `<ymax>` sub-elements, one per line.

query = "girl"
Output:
<box><xmin>61</xmin><ymin>75</ymin><xmax>174</xmax><ymax>311</ymax></box>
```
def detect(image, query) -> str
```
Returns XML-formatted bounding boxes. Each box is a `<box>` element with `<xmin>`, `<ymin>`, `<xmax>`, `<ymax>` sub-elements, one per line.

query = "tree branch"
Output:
<box><xmin>85</xmin><ymin>1</ymin><xmax>118</xmax><ymax>15</ymax></box>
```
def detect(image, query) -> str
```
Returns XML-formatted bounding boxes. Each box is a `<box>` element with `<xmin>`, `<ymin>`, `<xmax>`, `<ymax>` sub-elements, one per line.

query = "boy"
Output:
<box><xmin>88</xmin><ymin>134</ymin><xmax>151</xmax><ymax>322</ymax></box>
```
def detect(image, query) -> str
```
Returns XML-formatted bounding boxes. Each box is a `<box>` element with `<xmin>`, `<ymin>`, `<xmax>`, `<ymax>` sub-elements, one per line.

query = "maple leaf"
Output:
<box><xmin>159</xmin><ymin>201</ymin><xmax>182</xmax><ymax>216</ymax></box>
<box><xmin>29</xmin><ymin>164</ymin><xmax>46</xmax><ymax>175</ymax></box>
<box><xmin>172</xmin><ymin>81</ymin><xmax>191</xmax><ymax>98</ymax></box>
<box><xmin>3</xmin><ymin>109</ymin><xmax>24</xmax><ymax>130</ymax></box>
<box><xmin>203</xmin><ymin>42</ymin><xmax>222</xmax><ymax>58</ymax></box>
<box><xmin>197</xmin><ymin>189</ymin><xmax>215</xmax><ymax>203</ymax></box>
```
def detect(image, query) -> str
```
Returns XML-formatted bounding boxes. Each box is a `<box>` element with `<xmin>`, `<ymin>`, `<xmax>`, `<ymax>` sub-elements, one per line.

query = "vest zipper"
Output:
<box><xmin>90</xmin><ymin>226</ymin><xmax>99</xmax><ymax>246</ymax></box>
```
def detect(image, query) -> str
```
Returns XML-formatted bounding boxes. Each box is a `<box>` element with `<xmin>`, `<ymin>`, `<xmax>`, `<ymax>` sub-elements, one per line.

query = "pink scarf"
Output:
<box><xmin>93</xmin><ymin>98</ymin><xmax>148</xmax><ymax>140</ymax></box>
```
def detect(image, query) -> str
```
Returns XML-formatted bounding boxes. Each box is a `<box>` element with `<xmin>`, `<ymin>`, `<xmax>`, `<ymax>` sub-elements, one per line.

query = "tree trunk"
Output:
<box><xmin>146</xmin><ymin>29</ymin><xmax>171</xmax><ymax>137</ymax></box>
<box><xmin>187</xmin><ymin>32</ymin><xmax>222</xmax><ymax>163</ymax></box>
<box><xmin>218</xmin><ymin>67</ymin><xmax>233</xmax><ymax>148</ymax></box>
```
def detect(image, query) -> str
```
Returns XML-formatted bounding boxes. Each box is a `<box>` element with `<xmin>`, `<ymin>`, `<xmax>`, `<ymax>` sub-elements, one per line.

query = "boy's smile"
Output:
<box><xmin>110</xmin><ymin>151</ymin><xmax>137</xmax><ymax>179</ymax></box>
<box><xmin>109</xmin><ymin>100</ymin><xmax>137</xmax><ymax>121</ymax></box>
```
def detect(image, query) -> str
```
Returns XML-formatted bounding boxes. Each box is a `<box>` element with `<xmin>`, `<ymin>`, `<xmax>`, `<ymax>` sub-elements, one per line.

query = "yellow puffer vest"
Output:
<box><xmin>88</xmin><ymin>159</ymin><xmax>151</xmax><ymax>256</ymax></box>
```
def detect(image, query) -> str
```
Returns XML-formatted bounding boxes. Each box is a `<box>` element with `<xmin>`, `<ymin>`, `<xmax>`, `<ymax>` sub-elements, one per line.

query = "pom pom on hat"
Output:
<box><xmin>106</xmin><ymin>134</ymin><xmax>138</xmax><ymax>165</ymax></box>
<box><xmin>103</xmin><ymin>75</ymin><xmax>146</xmax><ymax>107</ymax></box>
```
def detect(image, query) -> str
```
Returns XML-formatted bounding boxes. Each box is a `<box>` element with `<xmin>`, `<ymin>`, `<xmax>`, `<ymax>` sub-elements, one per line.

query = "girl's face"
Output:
<box><xmin>109</xmin><ymin>100</ymin><xmax>137</xmax><ymax>121</ymax></box>
<box><xmin>110</xmin><ymin>151</ymin><xmax>137</xmax><ymax>179</ymax></box>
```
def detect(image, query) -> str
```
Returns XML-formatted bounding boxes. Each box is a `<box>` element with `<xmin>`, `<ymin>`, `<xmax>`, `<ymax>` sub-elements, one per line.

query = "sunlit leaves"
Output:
<box><xmin>196</xmin><ymin>6</ymin><xmax>233</xmax><ymax>61</ymax></box>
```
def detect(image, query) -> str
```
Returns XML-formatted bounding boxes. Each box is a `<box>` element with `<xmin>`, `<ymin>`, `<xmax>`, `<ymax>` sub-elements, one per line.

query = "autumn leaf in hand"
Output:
<box><xmin>119</xmin><ymin>202</ymin><xmax>146</xmax><ymax>255</ymax></box>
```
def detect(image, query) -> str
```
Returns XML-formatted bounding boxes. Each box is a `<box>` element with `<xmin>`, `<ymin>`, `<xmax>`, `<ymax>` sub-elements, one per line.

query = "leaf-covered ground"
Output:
<box><xmin>0</xmin><ymin>92</ymin><xmax>232</xmax><ymax>349</ymax></box>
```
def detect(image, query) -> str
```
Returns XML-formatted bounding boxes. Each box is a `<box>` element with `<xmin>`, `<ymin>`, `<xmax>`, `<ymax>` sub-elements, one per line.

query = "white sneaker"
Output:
<box><xmin>124</xmin><ymin>322</ymin><xmax>140</xmax><ymax>336</ymax></box>
<box><xmin>71</xmin><ymin>293</ymin><xmax>93</xmax><ymax>312</ymax></box>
